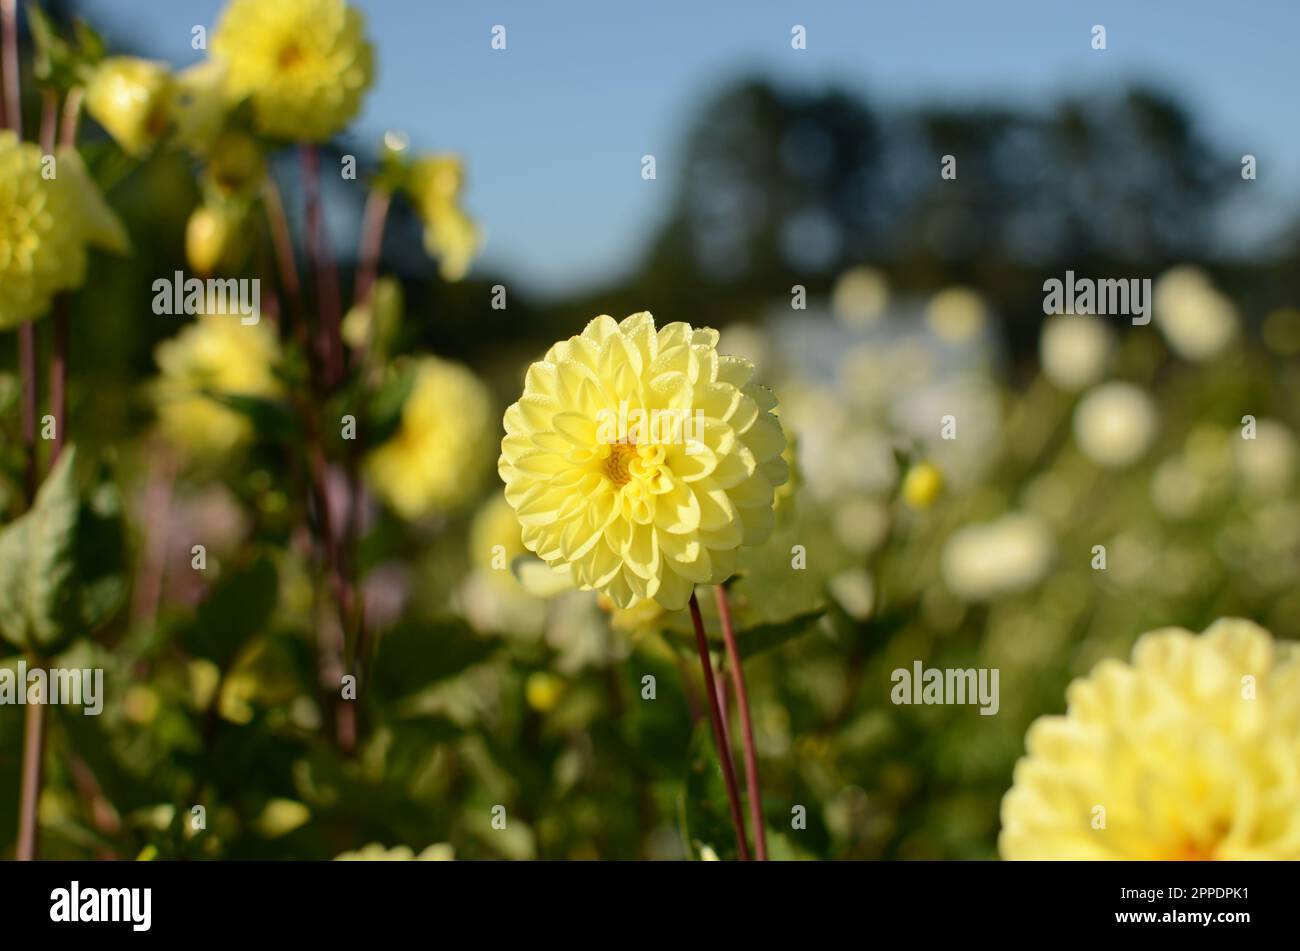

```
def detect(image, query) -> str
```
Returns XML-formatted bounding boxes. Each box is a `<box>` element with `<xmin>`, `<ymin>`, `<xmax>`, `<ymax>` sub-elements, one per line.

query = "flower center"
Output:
<box><xmin>603</xmin><ymin>442</ymin><xmax>637</xmax><ymax>487</ymax></box>
<box><xmin>278</xmin><ymin>41</ymin><xmax>305</xmax><ymax>69</ymax></box>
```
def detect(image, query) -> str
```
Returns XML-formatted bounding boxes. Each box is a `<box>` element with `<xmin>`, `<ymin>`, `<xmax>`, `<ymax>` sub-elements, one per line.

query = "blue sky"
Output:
<box><xmin>85</xmin><ymin>0</ymin><xmax>1300</xmax><ymax>298</ymax></box>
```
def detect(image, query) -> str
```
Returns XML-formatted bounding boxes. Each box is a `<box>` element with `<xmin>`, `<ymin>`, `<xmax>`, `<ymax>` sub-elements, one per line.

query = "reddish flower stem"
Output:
<box><xmin>688</xmin><ymin>592</ymin><xmax>751</xmax><ymax>860</ymax></box>
<box><xmin>715</xmin><ymin>585</ymin><xmax>768</xmax><ymax>860</ymax></box>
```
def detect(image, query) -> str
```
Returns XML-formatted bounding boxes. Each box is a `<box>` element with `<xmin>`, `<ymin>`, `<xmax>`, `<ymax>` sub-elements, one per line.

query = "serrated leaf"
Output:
<box><xmin>0</xmin><ymin>448</ymin><xmax>81</xmax><ymax>651</ymax></box>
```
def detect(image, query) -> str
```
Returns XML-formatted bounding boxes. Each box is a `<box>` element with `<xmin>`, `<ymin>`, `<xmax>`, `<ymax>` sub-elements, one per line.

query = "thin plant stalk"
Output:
<box><xmin>4</xmin><ymin>0</ymin><xmax>47</xmax><ymax>862</ymax></box>
<box><xmin>688</xmin><ymin>592</ymin><xmax>751</xmax><ymax>860</ymax></box>
<box><xmin>715</xmin><ymin>585</ymin><xmax>768</xmax><ymax>860</ymax></box>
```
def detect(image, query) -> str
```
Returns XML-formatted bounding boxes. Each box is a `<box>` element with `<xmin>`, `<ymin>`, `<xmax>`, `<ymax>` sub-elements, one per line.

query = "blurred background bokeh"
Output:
<box><xmin>2</xmin><ymin>0</ymin><xmax>1298</xmax><ymax>860</ymax></box>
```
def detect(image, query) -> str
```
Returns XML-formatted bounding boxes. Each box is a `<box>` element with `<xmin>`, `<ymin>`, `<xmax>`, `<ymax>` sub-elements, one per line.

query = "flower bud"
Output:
<box><xmin>185</xmin><ymin>202</ymin><xmax>240</xmax><ymax>276</ymax></box>
<box><xmin>85</xmin><ymin>57</ymin><xmax>174</xmax><ymax>156</ymax></box>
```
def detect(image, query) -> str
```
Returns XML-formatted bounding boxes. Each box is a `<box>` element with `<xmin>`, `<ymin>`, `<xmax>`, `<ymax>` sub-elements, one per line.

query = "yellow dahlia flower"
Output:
<box><xmin>498</xmin><ymin>313</ymin><xmax>789</xmax><ymax>610</ymax></box>
<box><xmin>0</xmin><ymin>134</ymin><xmax>129</xmax><ymax>329</ymax></box>
<box><xmin>212</xmin><ymin>0</ymin><xmax>373</xmax><ymax>142</ymax></box>
<box><xmin>366</xmin><ymin>357</ymin><xmax>494</xmax><ymax>519</ymax></box>
<box><xmin>84</xmin><ymin>57</ymin><xmax>174</xmax><ymax>156</ymax></box>
<box><xmin>406</xmin><ymin>155</ymin><xmax>480</xmax><ymax>281</ymax></box>
<box><xmin>153</xmin><ymin>315</ymin><xmax>282</xmax><ymax>458</ymax></box>
<box><xmin>1001</xmin><ymin>618</ymin><xmax>1300</xmax><ymax>860</ymax></box>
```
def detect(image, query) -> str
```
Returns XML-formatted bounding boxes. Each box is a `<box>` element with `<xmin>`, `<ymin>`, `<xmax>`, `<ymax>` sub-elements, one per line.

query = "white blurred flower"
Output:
<box><xmin>1153</xmin><ymin>266</ymin><xmax>1238</xmax><ymax>362</ymax></box>
<box><xmin>926</xmin><ymin>287</ymin><xmax>987</xmax><ymax>343</ymax></box>
<box><xmin>941</xmin><ymin>513</ymin><xmax>1053</xmax><ymax>601</ymax></box>
<box><xmin>1039</xmin><ymin>316</ymin><xmax>1113</xmax><ymax>391</ymax></box>
<box><xmin>832</xmin><ymin>266</ymin><xmax>889</xmax><ymax>327</ymax></box>
<box><xmin>832</xmin><ymin>496</ymin><xmax>891</xmax><ymax>555</ymax></box>
<box><xmin>1073</xmin><ymin>382</ymin><xmax>1157</xmax><ymax>468</ymax></box>
<box><xmin>828</xmin><ymin>568</ymin><xmax>875</xmax><ymax>620</ymax></box>
<box><xmin>1150</xmin><ymin>457</ymin><xmax>1206</xmax><ymax>521</ymax></box>
<box><xmin>1236</xmin><ymin>419</ymin><xmax>1298</xmax><ymax>498</ymax></box>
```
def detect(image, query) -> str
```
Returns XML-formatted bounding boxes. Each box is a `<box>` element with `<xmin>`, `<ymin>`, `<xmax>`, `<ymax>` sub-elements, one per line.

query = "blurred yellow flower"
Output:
<box><xmin>1072</xmin><ymin>382</ymin><xmax>1156</xmax><ymax>469</ymax></box>
<box><xmin>406</xmin><ymin>155</ymin><xmax>481</xmax><ymax>281</ymax></box>
<box><xmin>366</xmin><ymin>357</ymin><xmax>493</xmax><ymax>519</ymax></box>
<box><xmin>212</xmin><ymin>0</ymin><xmax>373</xmax><ymax>141</ymax></box>
<box><xmin>901</xmin><ymin>460</ymin><xmax>943</xmax><ymax>509</ymax></box>
<box><xmin>1001</xmin><ymin>619</ymin><xmax>1300</xmax><ymax>859</ymax></box>
<box><xmin>85</xmin><ymin>57</ymin><xmax>174</xmax><ymax>156</ymax></box>
<box><xmin>334</xmin><ymin>843</ymin><xmax>454</xmax><ymax>861</ymax></box>
<box><xmin>499</xmin><ymin>313</ymin><xmax>788</xmax><ymax>610</ymax></box>
<box><xmin>185</xmin><ymin>201</ymin><xmax>243</xmax><ymax>275</ymax></box>
<box><xmin>0</xmin><ymin>134</ymin><xmax>129</xmax><ymax>329</ymax></box>
<box><xmin>525</xmin><ymin>671</ymin><xmax>566</xmax><ymax>712</ymax></box>
<box><xmin>469</xmin><ymin>494</ymin><xmax>526</xmax><ymax>584</ymax></box>
<box><xmin>153</xmin><ymin>315</ymin><xmax>282</xmax><ymax>458</ymax></box>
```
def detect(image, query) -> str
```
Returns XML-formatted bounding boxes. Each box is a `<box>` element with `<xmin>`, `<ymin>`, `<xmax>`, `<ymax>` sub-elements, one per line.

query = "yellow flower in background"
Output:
<box><xmin>212</xmin><ymin>0</ymin><xmax>373</xmax><ymax>141</ymax></box>
<box><xmin>185</xmin><ymin>202</ymin><xmax>243</xmax><ymax>275</ymax></box>
<box><xmin>407</xmin><ymin>155</ymin><xmax>481</xmax><ymax>281</ymax></box>
<box><xmin>366</xmin><ymin>357</ymin><xmax>493</xmax><ymax>519</ymax></box>
<box><xmin>499</xmin><ymin>313</ymin><xmax>789</xmax><ymax>610</ymax></box>
<box><xmin>1001</xmin><ymin>619</ymin><xmax>1300</xmax><ymax>860</ymax></box>
<box><xmin>334</xmin><ymin>843</ymin><xmax>454</xmax><ymax>861</ymax></box>
<box><xmin>84</xmin><ymin>57</ymin><xmax>174</xmax><ymax>156</ymax></box>
<box><xmin>153</xmin><ymin>316</ymin><xmax>282</xmax><ymax>458</ymax></box>
<box><xmin>469</xmin><ymin>494</ymin><xmax>527</xmax><ymax>587</ymax></box>
<box><xmin>901</xmin><ymin>460</ymin><xmax>943</xmax><ymax>509</ymax></box>
<box><xmin>0</xmin><ymin>133</ymin><xmax>129</xmax><ymax>329</ymax></box>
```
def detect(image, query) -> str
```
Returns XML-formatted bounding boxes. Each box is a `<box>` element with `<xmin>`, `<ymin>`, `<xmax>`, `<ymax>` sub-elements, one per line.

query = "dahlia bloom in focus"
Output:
<box><xmin>1000</xmin><ymin>619</ymin><xmax>1300</xmax><ymax>860</ymax></box>
<box><xmin>0</xmin><ymin>133</ymin><xmax>128</xmax><ymax>329</ymax></box>
<box><xmin>212</xmin><ymin>0</ymin><xmax>373</xmax><ymax>141</ymax></box>
<box><xmin>498</xmin><ymin>313</ymin><xmax>788</xmax><ymax>610</ymax></box>
<box><xmin>365</xmin><ymin>357</ymin><xmax>493</xmax><ymax>519</ymax></box>
<box><xmin>153</xmin><ymin>316</ymin><xmax>282</xmax><ymax>458</ymax></box>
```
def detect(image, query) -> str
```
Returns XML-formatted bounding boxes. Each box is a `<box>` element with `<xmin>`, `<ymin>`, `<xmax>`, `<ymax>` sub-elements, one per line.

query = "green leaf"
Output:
<box><xmin>179</xmin><ymin>556</ymin><xmax>278</xmax><ymax>669</ymax></box>
<box><xmin>0</xmin><ymin>448</ymin><xmax>81</xmax><ymax>652</ymax></box>
<box><xmin>370</xmin><ymin>619</ymin><xmax>495</xmax><ymax>704</ymax></box>
<box><xmin>365</xmin><ymin>362</ymin><xmax>418</xmax><ymax>445</ymax></box>
<box><xmin>204</xmin><ymin>391</ymin><xmax>300</xmax><ymax>443</ymax></box>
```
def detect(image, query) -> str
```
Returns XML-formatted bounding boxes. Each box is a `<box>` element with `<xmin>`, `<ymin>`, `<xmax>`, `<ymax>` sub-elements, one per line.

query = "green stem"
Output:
<box><xmin>688</xmin><ymin>592</ymin><xmax>750</xmax><ymax>860</ymax></box>
<box><xmin>714</xmin><ymin>584</ymin><xmax>768</xmax><ymax>860</ymax></box>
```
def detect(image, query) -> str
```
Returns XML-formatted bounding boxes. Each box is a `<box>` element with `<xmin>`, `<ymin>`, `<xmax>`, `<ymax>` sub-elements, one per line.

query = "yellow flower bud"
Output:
<box><xmin>901</xmin><ymin>461</ymin><xmax>943</xmax><ymax>509</ymax></box>
<box><xmin>185</xmin><ymin>203</ymin><xmax>240</xmax><ymax>276</ymax></box>
<box><xmin>85</xmin><ymin>57</ymin><xmax>174</xmax><ymax>156</ymax></box>
<box><xmin>525</xmin><ymin>672</ymin><xmax>565</xmax><ymax>713</ymax></box>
